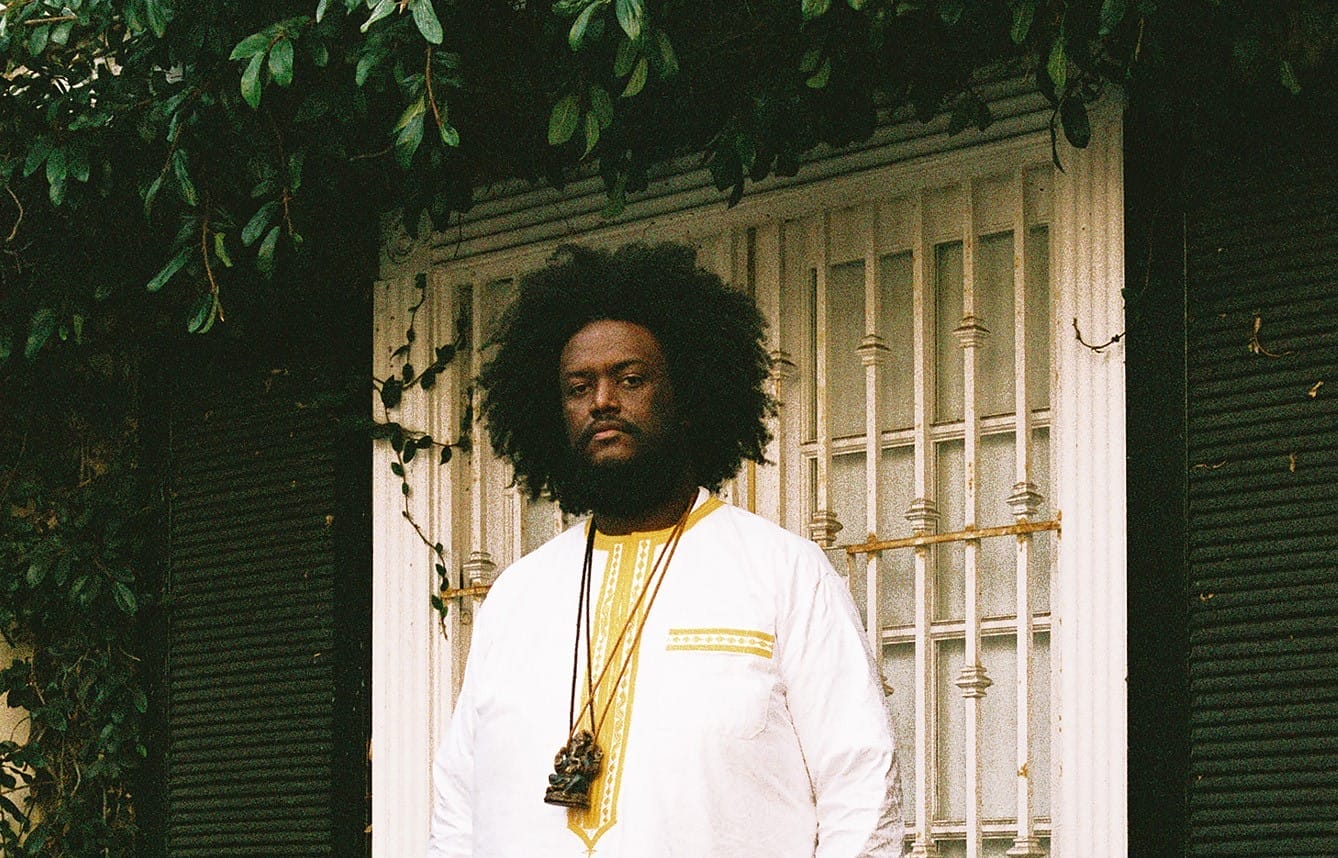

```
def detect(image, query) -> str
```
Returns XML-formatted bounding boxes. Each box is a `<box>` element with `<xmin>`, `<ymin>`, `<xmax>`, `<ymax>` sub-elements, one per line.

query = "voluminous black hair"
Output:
<box><xmin>479</xmin><ymin>242</ymin><xmax>774</xmax><ymax>507</ymax></box>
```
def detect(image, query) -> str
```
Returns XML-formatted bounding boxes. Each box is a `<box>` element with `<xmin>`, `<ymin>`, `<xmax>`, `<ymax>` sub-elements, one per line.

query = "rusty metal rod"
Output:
<box><xmin>844</xmin><ymin>515</ymin><xmax>1061</xmax><ymax>556</ymax></box>
<box><xmin>441</xmin><ymin>584</ymin><xmax>492</xmax><ymax>600</ymax></box>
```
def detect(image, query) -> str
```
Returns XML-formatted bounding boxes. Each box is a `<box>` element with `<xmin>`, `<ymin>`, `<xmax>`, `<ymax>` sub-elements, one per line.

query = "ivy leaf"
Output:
<box><xmin>380</xmin><ymin>377</ymin><xmax>404</xmax><ymax>410</ymax></box>
<box><xmin>112</xmin><ymin>581</ymin><xmax>138</xmax><ymax>615</ymax></box>
<box><xmin>391</xmin><ymin>461</ymin><xmax>405</xmax><ymax>477</ymax></box>
<box><xmin>548</xmin><ymin>92</ymin><xmax>581</xmax><ymax>145</ymax></box>
<box><xmin>440</xmin><ymin>445</ymin><xmax>453</xmax><ymax>464</ymax></box>
<box><xmin>146</xmin><ymin>246</ymin><xmax>191</xmax><ymax>293</ymax></box>
<box><xmin>269</xmin><ymin>38</ymin><xmax>295</xmax><ymax>86</ymax></box>
<box><xmin>412</xmin><ymin>0</ymin><xmax>444</xmax><ymax>44</ymax></box>
<box><xmin>615</xmin><ymin>0</ymin><xmax>643</xmax><ymax>43</ymax></box>
<box><xmin>241</xmin><ymin>51</ymin><xmax>266</xmax><ymax>109</ymax></box>
<box><xmin>403</xmin><ymin>442</ymin><xmax>418</xmax><ymax>463</ymax></box>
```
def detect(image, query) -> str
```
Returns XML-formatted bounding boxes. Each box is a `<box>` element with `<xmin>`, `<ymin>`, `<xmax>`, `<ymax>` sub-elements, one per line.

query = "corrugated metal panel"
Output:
<box><xmin>166</xmin><ymin>397</ymin><xmax>339</xmax><ymax>856</ymax></box>
<box><xmin>1185</xmin><ymin>154</ymin><xmax>1338</xmax><ymax>857</ymax></box>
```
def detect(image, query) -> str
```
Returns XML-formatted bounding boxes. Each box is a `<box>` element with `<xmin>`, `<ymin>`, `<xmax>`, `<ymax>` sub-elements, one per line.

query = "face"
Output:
<box><xmin>558</xmin><ymin>319</ymin><xmax>679</xmax><ymax>469</ymax></box>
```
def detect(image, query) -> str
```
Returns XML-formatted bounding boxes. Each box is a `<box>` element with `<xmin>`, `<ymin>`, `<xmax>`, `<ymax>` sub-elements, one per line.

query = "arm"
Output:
<box><xmin>778</xmin><ymin>544</ymin><xmax>905</xmax><ymax>857</ymax></box>
<box><xmin>426</xmin><ymin>618</ymin><xmax>487</xmax><ymax>857</ymax></box>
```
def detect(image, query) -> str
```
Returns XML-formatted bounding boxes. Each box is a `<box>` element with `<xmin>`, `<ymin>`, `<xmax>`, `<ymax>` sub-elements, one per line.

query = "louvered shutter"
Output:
<box><xmin>1185</xmin><ymin>153</ymin><xmax>1338</xmax><ymax>856</ymax></box>
<box><xmin>166</xmin><ymin>395</ymin><xmax>344</xmax><ymax>856</ymax></box>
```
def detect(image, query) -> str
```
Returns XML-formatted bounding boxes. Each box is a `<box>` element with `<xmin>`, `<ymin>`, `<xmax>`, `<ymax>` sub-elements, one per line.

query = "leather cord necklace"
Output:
<box><xmin>544</xmin><ymin>507</ymin><xmax>690</xmax><ymax>809</ymax></box>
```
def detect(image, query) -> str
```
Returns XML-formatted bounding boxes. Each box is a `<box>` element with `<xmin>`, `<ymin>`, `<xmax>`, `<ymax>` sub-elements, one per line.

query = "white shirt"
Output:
<box><xmin>429</xmin><ymin>491</ymin><xmax>904</xmax><ymax>857</ymax></box>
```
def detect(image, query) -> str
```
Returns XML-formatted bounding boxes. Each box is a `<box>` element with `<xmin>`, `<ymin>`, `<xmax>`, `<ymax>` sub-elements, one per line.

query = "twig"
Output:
<box><xmin>1072</xmin><ymin>317</ymin><xmax>1122</xmax><ymax>352</ymax></box>
<box><xmin>4</xmin><ymin>185</ymin><xmax>22</xmax><ymax>243</ymax></box>
<box><xmin>19</xmin><ymin>15</ymin><xmax>77</xmax><ymax>26</ymax></box>
<box><xmin>424</xmin><ymin>47</ymin><xmax>444</xmax><ymax>131</ymax></box>
<box><xmin>1247</xmin><ymin>310</ymin><xmax>1292</xmax><ymax>358</ymax></box>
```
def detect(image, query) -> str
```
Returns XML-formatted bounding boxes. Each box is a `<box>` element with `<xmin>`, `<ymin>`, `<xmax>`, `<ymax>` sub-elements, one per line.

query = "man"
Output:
<box><xmin>428</xmin><ymin>243</ymin><xmax>903</xmax><ymax>857</ymax></box>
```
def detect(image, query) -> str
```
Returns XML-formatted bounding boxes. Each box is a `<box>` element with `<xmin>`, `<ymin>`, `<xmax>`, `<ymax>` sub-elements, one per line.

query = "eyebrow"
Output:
<box><xmin>562</xmin><ymin>359</ymin><xmax>651</xmax><ymax>378</ymax></box>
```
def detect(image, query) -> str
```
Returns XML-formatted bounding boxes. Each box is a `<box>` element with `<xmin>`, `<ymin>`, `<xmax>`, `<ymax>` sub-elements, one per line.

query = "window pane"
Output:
<box><xmin>934</xmin><ymin>243</ymin><xmax>964</xmax><ymax>423</ymax></box>
<box><xmin>977</xmin><ymin>233</ymin><xmax>1016</xmax><ymax>418</ymax></box>
<box><xmin>880</xmin><ymin>251</ymin><xmax>915</xmax><ymax>431</ymax></box>
<box><xmin>828</xmin><ymin>261</ymin><xmax>867</xmax><ymax>438</ymax></box>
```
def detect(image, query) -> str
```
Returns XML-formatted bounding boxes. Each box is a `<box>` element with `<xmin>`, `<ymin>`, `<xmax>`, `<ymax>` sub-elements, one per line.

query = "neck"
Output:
<box><xmin>592</xmin><ymin>473</ymin><xmax>699</xmax><ymax>536</ymax></box>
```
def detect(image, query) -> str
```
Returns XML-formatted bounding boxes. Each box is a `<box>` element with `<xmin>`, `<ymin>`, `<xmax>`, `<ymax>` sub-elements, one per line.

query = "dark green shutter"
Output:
<box><xmin>166</xmin><ymin>397</ymin><xmax>341</xmax><ymax>856</ymax></box>
<box><xmin>1185</xmin><ymin>154</ymin><xmax>1338</xmax><ymax>856</ymax></box>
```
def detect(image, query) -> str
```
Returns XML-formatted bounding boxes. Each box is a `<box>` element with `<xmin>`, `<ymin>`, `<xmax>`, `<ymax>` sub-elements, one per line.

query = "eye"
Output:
<box><xmin>565</xmin><ymin>381</ymin><xmax>590</xmax><ymax>398</ymax></box>
<box><xmin>619</xmin><ymin>374</ymin><xmax>644</xmax><ymax>389</ymax></box>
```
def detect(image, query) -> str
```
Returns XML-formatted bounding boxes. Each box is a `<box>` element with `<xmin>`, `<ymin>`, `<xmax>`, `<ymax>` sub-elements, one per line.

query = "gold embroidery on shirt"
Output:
<box><xmin>665</xmin><ymin>627</ymin><xmax>775</xmax><ymax>659</ymax></box>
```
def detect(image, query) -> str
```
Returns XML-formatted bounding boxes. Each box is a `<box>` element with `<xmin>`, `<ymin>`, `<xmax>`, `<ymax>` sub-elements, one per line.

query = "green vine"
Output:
<box><xmin>370</xmin><ymin>271</ymin><xmax>472</xmax><ymax>636</ymax></box>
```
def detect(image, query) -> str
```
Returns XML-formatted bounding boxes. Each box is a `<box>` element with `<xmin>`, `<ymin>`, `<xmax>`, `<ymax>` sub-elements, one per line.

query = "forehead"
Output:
<box><xmin>558</xmin><ymin>319</ymin><xmax>666</xmax><ymax>373</ymax></box>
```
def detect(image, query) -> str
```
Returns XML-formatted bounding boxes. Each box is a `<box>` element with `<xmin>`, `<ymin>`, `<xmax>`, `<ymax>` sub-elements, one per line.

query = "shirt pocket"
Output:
<box><xmin>639</xmin><ymin>630</ymin><xmax>776</xmax><ymax>740</ymax></box>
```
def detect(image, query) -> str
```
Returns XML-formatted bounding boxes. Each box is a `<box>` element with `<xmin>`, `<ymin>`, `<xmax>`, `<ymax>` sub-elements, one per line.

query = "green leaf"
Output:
<box><xmin>615</xmin><ymin>0</ymin><xmax>643</xmax><ymax>42</ymax></box>
<box><xmin>213</xmin><ymin>232</ymin><xmax>233</xmax><ymax>267</ymax></box>
<box><xmin>622</xmin><ymin>56</ymin><xmax>648</xmax><ymax>97</ymax></box>
<box><xmin>362</xmin><ymin>0</ymin><xmax>395</xmax><ymax>32</ymax></box>
<box><xmin>26</xmin><ymin>557</ymin><xmax>48</xmax><ymax>586</ymax></box>
<box><xmin>29</xmin><ymin>24</ymin><xmax>49</xmax><ymax>55</ymax></box>
<box><xmin>800</xmin><ymin>46</ymin><xmax>822</xmax><ymax>74</ymax></box>
<box><xmin>582</xmin><ymin>110</ymin><xmax>600</xmax><ymax>157</ymax></box>
<box><xmin>395</xmin><ymin>113</ymin><xmax>426</xmax><ymax>167</ymax></box>
<box><xmin>380</xmin><ymin>377</ymin><xmax>404</xmax><ymax>409</ymax></box>
<box><xmin>412</xmin><ymin>0</ymin><xmax>444</xmax><ymax>44</ymax></box>
<box><xmin>172</xmin><ymin>150</ymin><xmax>198</xmax><ymax>206</ymax></box>
<box><xmin>1010</xmin><ymin>0</ymin><xmax>1034</xmax><ymax>43</ymax></box>
<box><xmin>801</xmin><ymin>0</ymin><xmax>831</xmax><ymax>22</ymax></box>
<box><xmin>146</xmin><ymin>246</ymin><xmax>191</xmax><ymax>293</ymax></box>
<box><xmin>439</xmin><ymin>121</ymin><xmax>460</xmax><ymax>147</ymax></box>
<box><xmin>45</xmin><ymin>148</ymin><xmax>66</xmax><ymax>187</ymax></box>
<box><xmin>1280</xmin><ymin>59</ymin><xmax>1302</xmax><ymax>95</ymax></box>
<box><xmin>269</xmin><ymin>38</ymin><xmax>295</xmax><ymax>86</ymax></box>
<box><xmin>316</xmin><ymin>0</ymin><xmax>331</xmax><ymax>22</ymax></box>
<box><xmin>143</xmin><ymin>172</ymin><xmax>164</xmax><ymax>216</ymax></box>
<box><xmin>1098</xmin><ymin>0</ymin><xmax>1127</xmax><ymax>37</ymax></box>
<box><xmin>257</xmin><ymin>226</ymin><xmax>281</xmax><ymax>273</ymax></box>
<box><xmin>311</xmin><ymin>39</ymin><xmax>330</xmax><ymax>67</ymax></box>
<box><xmin>440</xmin><ymin>445</ymin><xmax>453</xmax><ymax>464</ymax></box>
<box><xmin>1047</xmin><ymin>37</ymin><xmax>1067</xmax><ymax>93</ymax></box>
<box><xmin>806</xmin><ymin>57</ymin><xmax>831</xmax><ymax>89</ymax></box>
<box><xmin>112</xmin><ymin>581</ymin><xmax>138</xmax><ymax>615</ymax></box>
<box><xmin>186</xmin><ymin>292</ymin><xmax>216</xmax><ymax>334</ymax></box>
<box><xmin>569</xmin><ymin>1</ymin><xmax>600</xmax><ymax>51</ymax></box>
<box><xmin>614</xmin><ymin>37</ymin><xmax>637</xmax><ymax>76</ymax></box>
<box><xmin>145</xmin><ymin>0</ymin><xmax>169</xmax><ymax>37</ymax></box>
<box><xmin>548</xmin><ymin>92</ymin><xmax>581</xmax><ymax>145</ymax></box>
<box><xmin>51</xmin><ymin>20</ymin><xmax>74</xmax><ymax>46</ymax></box>
<box><xmin>23</xmin><ymin>139</ymin><xmax>50</xmax><ymax>177</ymax></box>
<box><xmin>653</xmin><ymin>29</ymin><xmax>678</xmax><ymax>78</ymax></box>
<box><xmin>132</xmin><ymin>689</ymin><xmax>149</xmax><ymax>714</ymax></box>
<box><xmin>229</xmin><ymin>30</ymin><xmax>271</xmax><ymax>60</ymax></box>
<box><xmin>1060</xmin><ymin>96</ymin><xmax>1091</xmax><ymax>147</ymax></box>
<box><xmin>242</xmin><ymin>202</ymin><xmax>277</xmax><ymax>246</ymax></box>
<box><xmin>589</xmin><ymin>84</ymin><xmax>613</xmax><ymax>128</ymax></box>
<box><xmin>241</xmin><ymin>51</ymin><xmax>265</xmax><ymax>109</ymax></box>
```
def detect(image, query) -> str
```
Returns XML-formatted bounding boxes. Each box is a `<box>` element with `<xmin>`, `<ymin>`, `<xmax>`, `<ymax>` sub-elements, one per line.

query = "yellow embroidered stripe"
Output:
<box><xmin>665</xmin><ymin>628</ymin><xmax>776</xmax><ymax>658</ymax></box>
<box><xmin>665</xmin><ymin>643</ymin><xmax>774</xmax><ymax>659</ymax></box>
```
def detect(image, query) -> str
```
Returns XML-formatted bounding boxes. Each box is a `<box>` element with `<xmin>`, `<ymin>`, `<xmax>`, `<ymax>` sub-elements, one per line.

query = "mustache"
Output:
<box><xmin>577</xmin><ymin>418</ymin><xmax>640</xmax><ymax>447</ymax></box>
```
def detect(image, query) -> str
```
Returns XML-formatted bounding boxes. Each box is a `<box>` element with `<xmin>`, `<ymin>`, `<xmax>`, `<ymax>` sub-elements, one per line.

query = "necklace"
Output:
<box><xmin>543</xmin><ymin>506</ymin><xmax>690</xmax><ymax>809</ymax></box>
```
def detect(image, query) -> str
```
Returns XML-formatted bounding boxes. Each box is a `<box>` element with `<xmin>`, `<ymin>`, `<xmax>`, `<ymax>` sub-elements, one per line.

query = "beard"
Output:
<box><xmin>552</xmin><ymin>428</ymin><xmax>688</xmax><ymax>519</ymax></box>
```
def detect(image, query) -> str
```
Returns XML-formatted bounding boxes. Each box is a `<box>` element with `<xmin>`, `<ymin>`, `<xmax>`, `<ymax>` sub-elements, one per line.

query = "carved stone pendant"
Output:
<box><xmin>543</xmin><ymin>729</ymin><xmax>604</xmax><ymax>809</ymax></box>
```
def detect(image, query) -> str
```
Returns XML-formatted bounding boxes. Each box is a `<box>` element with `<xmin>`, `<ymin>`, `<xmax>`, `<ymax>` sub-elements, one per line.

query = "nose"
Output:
<box><xmin>590</xmin><ymin>377</ymin><xmax>619</xmax><ymax>414</ymax></box>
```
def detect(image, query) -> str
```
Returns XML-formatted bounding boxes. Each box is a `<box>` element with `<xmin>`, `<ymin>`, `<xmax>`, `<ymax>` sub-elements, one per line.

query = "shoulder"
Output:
<box><xmin>475</xmin><ymin>520</ymin><xmax>588</xmax><ymax>617</ymax></box>
<box><xmin>693</xmin><ymin>500</ymin><xmax>836</xmax><ymax>584</ymax></box>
